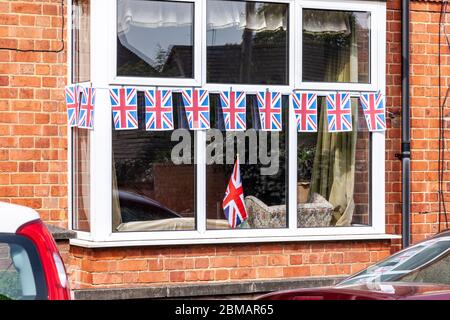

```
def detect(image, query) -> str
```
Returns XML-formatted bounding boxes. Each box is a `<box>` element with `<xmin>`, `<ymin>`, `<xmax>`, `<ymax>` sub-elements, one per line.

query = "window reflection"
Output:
<box><xmin>117</xmin><ymin>0</ymin><xmax>194</xmax><ymax>78</ymax></box>
<box><xmin>72</xmin><ymin>128</ymin><xmax>90</xmax><ymax>231</ymax></box>
<box><xmin>207</xmin><ymin>0</ymin><xmax>288</xmax><ymax>84</ymax></box>
<box><xmin>72</xmin><ymin>0</ymin><xmax>90</xmax><ymax>83</ymax></box>
<box><xmin>296</xmin><ymin>98</ymin><xmax>370</xmax><ymax>228</ymax></box>
<box><xmin>112</xmin><ymin>93</ymin><xmax>196</xmax><ymax>232</ymax></box>
<box><xmin>206</xmin><ymin>94</ymin><xmax>288</xmax><ymax>229</ymax></box>
<box><xmin>302</xmin><ymin>9</ymin><xmax>370</xmax><ymax>83</ymax></box>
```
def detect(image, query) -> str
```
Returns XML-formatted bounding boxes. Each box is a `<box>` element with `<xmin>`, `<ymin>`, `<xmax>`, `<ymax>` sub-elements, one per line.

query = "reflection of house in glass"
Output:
<box><xmin>117</xmin><ymin>41</ymin><xmax>194</xmax><ymax>78</ymax></box>
<box><xmin>117</xmin><ymin>41</ymin><xmax>289</xmax><ymax>84</ymax></box>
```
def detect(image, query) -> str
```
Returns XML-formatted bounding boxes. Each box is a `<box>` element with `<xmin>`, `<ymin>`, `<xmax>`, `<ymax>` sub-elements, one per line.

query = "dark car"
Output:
<box><xmin>118</xmin><ymin>190</ymin><xmax>182</xmax><ymax>222</ymax></box>
<box><xmin>258</xmin><ymin>230</ymin><xmax>450</xmax><ymax>300</ymax></box>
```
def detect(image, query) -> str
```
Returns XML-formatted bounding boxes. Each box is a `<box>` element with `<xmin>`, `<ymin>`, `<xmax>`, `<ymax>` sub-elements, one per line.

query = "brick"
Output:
<box><xmin>267</xmin><ymin>255</ymin><xmax>289</xmax><ymax>266</ymax></box>
<box><xmin>10</xmin><ymin>76</ymin><xmax>41</xmax><ymax>87</ymax></box>
<box><xmin>91</xmin><ymin>273</ymin><xmax>123</xmax><ymax>285</ymax></box>
<box><xmin>230</xmin><ymin>268</ymin><xmax>256</xmax><ymax>280</ymax></box>
<box><xmin>169</xmin><ymin>271</ymin><xmax>185</xmax><ymax>282</ymax></box>
<box><xmin>194</xmin><ymin>258</ymin><xmax>209</xmax><ymax>269</ymax></box>
<box><xmin>214</xmin><ymin>269</ymin><xmax>229</xmax><ymax>281</ymax></box>
<box><xmin>116</xmin><ymin>260</ymin><xmax>147</xmax><ymax>272</ymax></box>
<box><xmin>11</xmin><ymin>173</ymin><xmax>40</xmax><ymax>185</ymax></box>
<box><xmin>290</xmin><ymin>255</ymin><xmax>303</xmax><ymax>265</ymax></box>
<box><xmin>211</xmin><ymin>257</ymin><xmax>238</xmax><ymax>268</ymax></box>
<box><xmin>283</xmin><ymin>266</ymin><xmax>311</xmax><ymax>277</ymax></box>
<box><xmin>257</xmin><ymin>267</ymin><xmax>283</xmax><ymax>279</ymax></box>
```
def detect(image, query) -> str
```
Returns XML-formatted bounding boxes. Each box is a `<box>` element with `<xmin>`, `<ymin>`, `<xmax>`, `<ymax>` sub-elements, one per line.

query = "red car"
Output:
<box><xmin>258</xmin><ymin>230</ymin><xmax>450</xmax><ymax>300</ymax></box>
<box><xmin>0</xmin><ymin>202</ymin><xmax>71</xmax><ymax>300</ymax></box>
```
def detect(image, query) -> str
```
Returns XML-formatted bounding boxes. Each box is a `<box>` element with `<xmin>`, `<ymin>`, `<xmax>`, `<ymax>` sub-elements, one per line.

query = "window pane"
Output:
<box><xmin>302</xmin><ymin>9</ymin><xmax>370</xmax><ymax>83</ymax></box>
<box><xmin>206</xmin><ymin>94</ymin><xmax>287</xmax><ymax>229</ymax></box>
<box><xmin>72</xmin><ymin>0</ymin><xmax>90</xmax><ymax>83</ymax></box>
<box><xmin>297</xmin><ymin>98</ymin><xmax>370</xmax><ymax>227</ymax></box>
<box><xmin>112</xmin><ymin>93</ymin><xmax>196</xmax><ymax>232</ymax></box>
<box><xmin>207</xmin><ymin>0</ymin><xmax>288</xmax><ymax>84</ymax></box>
<box><xmin>72</xmin><ymin>128</ymin><xmax>90</xmax><ymax>231</ymax></box>
<box><xmin>117</xmin><ymin>0</ymin><xmax>194</xmax><ymax>78</ymax></box>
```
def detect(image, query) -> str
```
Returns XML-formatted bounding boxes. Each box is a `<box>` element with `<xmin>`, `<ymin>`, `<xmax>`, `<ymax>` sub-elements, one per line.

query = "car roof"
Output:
<box><xmin>0</xmin><ymin>201</ymin><xmax>40</xmax><ymax>233</ymax></box>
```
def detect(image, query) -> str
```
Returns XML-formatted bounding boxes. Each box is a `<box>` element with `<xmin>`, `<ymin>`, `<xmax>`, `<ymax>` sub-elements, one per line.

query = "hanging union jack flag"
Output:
<box><xmin>109</xmin><ymin>87</ymin><xmax>138</xmax><ymax>130</ymax></box>
<box><xmin>359</xmin><ymin>91</ymin><xmax>386</xmax><ymax>132</ymax></box>
<box><xmin>326</xmin><ymin>92</ymin><xmax>352</xmax><ymax>132</ymax></box>
<box><xmin>256</xmin><ymin>91</ymin><xmax>282</xmax><ymax>131</ymax></box>
<box><xmin>219</xmin><ymin>90</ymin><xmax>246</xmax><ymax>131</ymax></box>
<box><xmin>181</xmin><ymin>89</ymin><xmax>210</xmax><ymax>130</ymax></box>
<box><xmin>78</xmin><ymin>87</ymin><xmax>96</xmax><ymax>129</ymax></box>
<box><xmin>65</xmin><ymin>85</ymin><xmax>80</xmax><ymax>127</ymax></box>
<box><xmin>222</xmin><ymin>157</ymin><xmax>248</xmax><ymax>229</ymax></box>
<box><xmin>291</xmin><ymin>92</ymin><xmax>318</xmax><ymax>132</ymax></box>
<box><xmin>144</xmin><ymin>89</ymin><xmax>174</xmax><ymax>131</ymax></box>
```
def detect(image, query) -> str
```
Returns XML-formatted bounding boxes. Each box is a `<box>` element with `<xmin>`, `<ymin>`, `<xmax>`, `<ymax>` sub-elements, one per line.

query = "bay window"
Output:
<box><xmin>69</xmin><ymin>0</ymin><xmax>388</xmax><ymax>246</ymax></box>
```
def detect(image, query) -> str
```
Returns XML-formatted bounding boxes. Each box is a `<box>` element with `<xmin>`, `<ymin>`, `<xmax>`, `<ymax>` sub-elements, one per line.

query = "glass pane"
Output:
<box><xmin>72</xmin><ymin>0</ymin><xmax>90</xmax><ymax>83</ymax></box>
<box><xmin>207</xmin><ymin>0</ymin><xmax>288</xmax><ymax>84</ymax></box>
<box><xmin>112</xmin><ymin>93</ymin><xmax>196</xmax><ymax>232</ymax></box>
<box><xmin>0</xmin><ymin>236</ymin><xmax>47</xmax><ymax>300</ymax></box>
<box><xmin>117</xmin><ymin>0</ymin><xmax>194</xmax><ymax>78</ymax></box>
<box><xmin>297</xmin><ymin>98</ymin><xmax>370</xmax><ymax>227</ymax></box>
<box><xmin>302</xmin><ymin>9</ymin><xmax>370</xmax><ymax>83</ymax></box>
<box><xmin>72</xmin><ymin>128</ymin><xmax>90</xmax><ymax>231</ymax></box>
<box><xmin>206</xmin><ymin>94</ymin><xmax>287</xmax><ymax>229</ymax></box>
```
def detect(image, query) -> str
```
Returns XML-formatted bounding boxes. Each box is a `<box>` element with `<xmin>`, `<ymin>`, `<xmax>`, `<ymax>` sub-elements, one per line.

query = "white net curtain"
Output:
<box><xmin>118</xmin><ymin>0</ymin><xmax>288</xmax><ymax>34</ymax></box>
<box><xmin>303</xmin><ymin>10</ymin><xmax>352</xmax><ymax>35</ymax></box>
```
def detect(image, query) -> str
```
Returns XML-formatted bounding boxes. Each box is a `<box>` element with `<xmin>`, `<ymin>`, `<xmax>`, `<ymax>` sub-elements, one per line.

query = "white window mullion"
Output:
<box><xmin>196</xmin><ymin>130</ymin><xmax>207</xmax><ymax>234</ymax></box>
<box><xmin>90</xmin><ymin>0</ymin><xmax>113</xmax><ymax>241</ymax></box>
<box><xmin>288</xmin><ymin>96</ymin><xmax>298</xmax><ymax>230</ymax></box>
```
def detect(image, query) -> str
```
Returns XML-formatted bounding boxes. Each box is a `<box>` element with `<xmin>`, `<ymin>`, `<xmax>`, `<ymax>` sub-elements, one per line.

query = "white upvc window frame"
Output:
<box><xmin>68</xmin><ymin>0</ymin><xmax>392</xmax><ymax>246</ymax></box>
<box><xmin>296</xmin><ymin>0</ymin><xmax>383</xmax><ymax>91</ymax></box>
<box><xmin>108</xmin><ymin>0</ymin><xmax>203</xmax><ymax>87</ymax></box>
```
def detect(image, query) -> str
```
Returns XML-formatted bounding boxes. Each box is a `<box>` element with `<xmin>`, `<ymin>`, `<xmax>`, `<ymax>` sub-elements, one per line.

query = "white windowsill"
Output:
<box><xmin>69</xmin><ymin>233</ymin><xmax>401</xmax><ymax>248</ymax></box>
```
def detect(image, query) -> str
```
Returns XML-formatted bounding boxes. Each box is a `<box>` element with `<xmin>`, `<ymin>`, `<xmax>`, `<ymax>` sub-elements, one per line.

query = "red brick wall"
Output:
<box><xmin>0</xmin><ymin>0</ymin><xmax>68</xmax><ymax>228</ymax></box>
<box><xmin>385</xmin><ymin>0</ymin><xmax>450</xmax><ymax>246</ymax></box>
<box><xmin>68</xmin><ymin>241</ymin><xmax>391</xmax><ymax>289</ymax></box>
<box><xmin>0</xmin><ymin>0</ymin><xmax>449</xmax><ymax>291</ymax></box>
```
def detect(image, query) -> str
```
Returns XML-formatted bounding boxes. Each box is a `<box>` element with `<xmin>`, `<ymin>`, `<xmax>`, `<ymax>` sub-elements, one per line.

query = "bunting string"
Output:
<box><xmin>64</xmin><ymin>85</ymin><xmax>386</xmax><ymax>133</ymax></box>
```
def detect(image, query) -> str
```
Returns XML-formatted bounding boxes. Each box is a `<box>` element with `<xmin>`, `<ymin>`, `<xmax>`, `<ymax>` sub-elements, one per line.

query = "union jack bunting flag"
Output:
<box><xmin>109</xmin><ymin>87</ymin><xmax>138</xmax><ymax>130</ymax></box>
<box><xmin>359</xmin><ymin>91</ymin><xmax>387</xmax><ymax>132</ymax></box>
<box><xmin>256</xmin><ymin>91</ymin><xmax>282</xmax><ymax>131</ymax></box>
<box><xmin>181</xmin><ymin>89</ymin><xmax>210</xmax><ymax>130</ymax></box>
<box><xmin>219</xmin><ymin>90</ymin><xmax>246</xmax><ymax>131</ymax></box>
<box><xmin>326</xmin><ymin>93</ymin><xmax>352</xmax><ymax>132</ymax></box>
<box><xmin>291</xmin><ymin>92</ymin><xmax>318</xmax><ymax>132</ymax></box>
<box><xmin>65</xmin><ymin>85</ymin><xmax>80</xmax><ymax>127</ymax></box>
<box><xmin>144</xmin><ymin>89</ymin><xmax>174</xmax><ymax>131</ymax></box>
<box><xmin>78</xmin><ymin>87</ymin><xmax>96</xmax><ymax>129</ymax></box>
<box><xmin>222</xmin><ymin>157</ymin><xmax>248</xmax><ymax>229</ymax></box>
